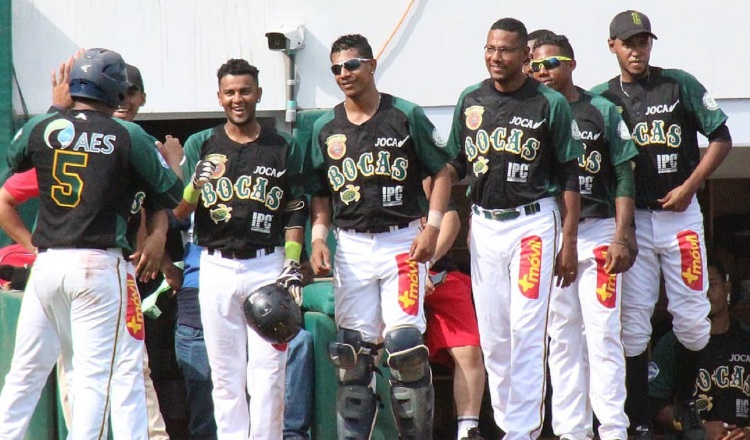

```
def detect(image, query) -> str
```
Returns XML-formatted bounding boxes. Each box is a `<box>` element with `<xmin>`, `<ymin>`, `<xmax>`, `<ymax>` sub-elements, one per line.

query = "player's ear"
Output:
<box><xmin>256</xmin><ymin>87</ymin><xmax>263</xmax><ymax>103</ymax></box>
<box><xmin>141</xmin><ymin>92</ymin><xmax>147</xmax><ymax>106</ymax></box>
<box><xmin>570</xmin><ymin>60</ymin><xmax>577</xmax><ymax>72</ymax></box>
<box><xmin>607</xmin><ymin>38</ymin><xmax>616</xmax><ymax>54</ymax></box>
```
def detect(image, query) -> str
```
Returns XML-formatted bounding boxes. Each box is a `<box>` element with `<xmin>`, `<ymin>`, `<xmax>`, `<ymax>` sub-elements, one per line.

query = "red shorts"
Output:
<box><xmin>424</xmin><ymin>270</ymin><xmax>481</xmax><ymax>366</ymax></box>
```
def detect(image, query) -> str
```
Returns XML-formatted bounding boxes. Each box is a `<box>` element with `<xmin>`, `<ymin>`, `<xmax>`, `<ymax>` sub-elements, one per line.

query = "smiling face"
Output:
<box><xmin>217</xmin><ymin>73</ymin><xmax>261</xmax><ymax>127</ymax></box>
<box><xmin>608</xmin><ymin>33</ymin><xmax>652</xmax><ymax>81</ymax></box>
<box><xmin>330</xmin><ymin>48</ymin><xmax>376</xmax><ymax>100</ymax></box>
<box><xmin>484</xmin><ymin>29</ymin><xmax>527</xmax><ymax>89</ymax></box>
<box><xmin>530</xmin><ymin>44</ymin><xmax>575</xmax><ymax>93</ymax></box>
<box><xmin>113</xmin><ymin>87</ymin><xmax>146</xmax><ymax>122</ymax></box>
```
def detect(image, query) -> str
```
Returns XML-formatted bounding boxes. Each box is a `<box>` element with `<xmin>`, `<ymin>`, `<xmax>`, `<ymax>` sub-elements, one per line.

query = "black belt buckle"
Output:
<box><xmin>354</xmin><ymin>223</ymin><xmax>410</xmax><ymax>234</ymax></box>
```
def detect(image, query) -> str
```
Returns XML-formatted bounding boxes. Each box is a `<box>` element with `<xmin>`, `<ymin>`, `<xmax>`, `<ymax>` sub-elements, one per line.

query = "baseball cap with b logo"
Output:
<box><xmin>609</xmin><ymin>10</ymin><xmax>658</xmax><ymax>40</ymax></box>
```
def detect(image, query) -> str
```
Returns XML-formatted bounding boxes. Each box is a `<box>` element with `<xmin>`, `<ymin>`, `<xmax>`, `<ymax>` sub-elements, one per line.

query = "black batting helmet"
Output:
<box><xmin>69</xmin><ymin>48</ymin><xmax>129</xmax><ymax>108</ymax></box>
<box><xmin>243</xmin><ymin>283</ymin><xmax>302</xmax><ymax>344</ymax></box>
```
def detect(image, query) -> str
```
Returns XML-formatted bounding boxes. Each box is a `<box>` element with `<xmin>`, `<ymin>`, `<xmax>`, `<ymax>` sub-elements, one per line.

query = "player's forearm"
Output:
<box><xmin>172</xmin><ymin>199</ymin><xmax>198</xmax><ymax>221</ymax></box>
<box><xmin>310</xmin><ymin>196</ymin><xmax>332</xmax><ymax>229</ymax></box>
<box><xmin>284</xmin><ymin>227</ymin><xmax>304</xmax><ymax>261</ymax></box>
<box><xmin>428</xmin><ymin>166</ymin><xmax>452</xmax><ymax>214</ymax></box>
<box><xmin>560</xmin><ymin>190</ymin><xmax>580</xmax><ymax>244</ymax></box>
<box><xmin>613</xmin><ymin>196</ymin><xmax>635</xmax><ymax>242</ymax></box>
<box><xmin>432</xmin><ymin>210</ymin><xmax>460</xmax><ymax>262</ymax></box>
<box><xmin>0</xmin><ymin>203</ymin><xmax>34</xmax><ymax>252</ymax></box>
<box><xmin>683</xmin><ymin>138</ymin><xmax>731</xmax><ymax>194</ymax></box>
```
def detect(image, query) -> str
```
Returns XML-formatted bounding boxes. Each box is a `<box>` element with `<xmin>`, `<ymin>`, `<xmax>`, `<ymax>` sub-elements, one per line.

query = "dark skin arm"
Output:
<box><xmin>605</xmin><ymin>196</ymin><xmax>635</xmax><ymax>274</ymax></box>
<box><xmin>309</xmin><ymin>195</ymin><xmax>332</xmax><ymax>275</ymax></box>
<box><xmin>555</xmin><ymin>190</ymin><xmax>580</xmax><ymax>287</ymax></box>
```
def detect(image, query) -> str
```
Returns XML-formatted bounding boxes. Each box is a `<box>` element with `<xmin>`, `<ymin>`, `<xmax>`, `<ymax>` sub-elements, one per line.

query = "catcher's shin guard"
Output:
<box><xmin>385</xmin><ymin>326</ymin><xmax>434</xmax><ymax>440</ymax></box>
<box><xmin>330</xmin><ymin>328</ymin><xmax>378</xmax><ymax>440</ymax></box>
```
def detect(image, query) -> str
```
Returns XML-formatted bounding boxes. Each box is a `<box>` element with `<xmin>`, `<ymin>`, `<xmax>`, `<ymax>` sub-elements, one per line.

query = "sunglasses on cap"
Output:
<box><xmin>529</xmin><ymin>56</ymin><xmax>573</xmax><ymax>73</ymax></box>
<box><xmin>330</xmin><ymin>58</ymin><xmax>371</xmax><ymax>76</ymax></box>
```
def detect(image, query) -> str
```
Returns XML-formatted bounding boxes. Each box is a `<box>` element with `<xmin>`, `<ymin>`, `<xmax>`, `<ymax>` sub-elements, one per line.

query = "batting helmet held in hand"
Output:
<box><xmin>69</xmin><ymin>48</ymin><xmax>129</xmax><ymax>109</ymax></box>
<box><xmin>243</xmin><ymin>283</ymin><xmax>302</xmax><ymax>344</ymax></box>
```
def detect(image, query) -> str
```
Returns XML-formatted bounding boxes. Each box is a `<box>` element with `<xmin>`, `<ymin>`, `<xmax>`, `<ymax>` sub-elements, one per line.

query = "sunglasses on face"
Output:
<box><xmin>330</xmin><ymin>58</ymin><xmax>371</xmax><ymax>76</ymax></box>
<box><xmin>529</xmin><ymin>56</ymin><xmax>573</xmax><ymax>73</ymax></box>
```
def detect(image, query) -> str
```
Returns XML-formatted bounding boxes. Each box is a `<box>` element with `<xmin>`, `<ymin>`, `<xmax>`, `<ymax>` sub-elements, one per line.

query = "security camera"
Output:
<box><xmin>265</xmin><ymin>25</ymin><xmax>305</xmax><ymax>52</ymax></box>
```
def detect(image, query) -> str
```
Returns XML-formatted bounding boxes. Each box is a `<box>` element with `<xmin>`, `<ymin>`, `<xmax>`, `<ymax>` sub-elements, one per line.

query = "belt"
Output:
<box><xmin>206</xmin><ymin>245</ymin><xmax>275</xmax><ymax>260</ymax></box>
<box><xmin>347</xmin><ymin>222</ymin><xmax>414</xmax><ymax>234</ymax></box>
<box><xmin>472</xmin><ymin>202</ymin><xmax>541</xmax><ymax>222</ymax></box>
<box><xmin>38</xmin><ymin>247</ymin><xmax>123</xmax><ymax>256</ymax></box>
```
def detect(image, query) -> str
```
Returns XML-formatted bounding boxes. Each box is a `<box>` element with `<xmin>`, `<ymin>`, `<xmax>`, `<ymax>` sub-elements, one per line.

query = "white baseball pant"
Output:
<box><xmin>548</xmin><ymin>218</ymin><xmax>628</xmax><ymax>440</ymax></box>
<box><xmin>333</xmin><ymin>221</ymin><xmax>426</xmax><ymax>342</ymax></box>
<box><xmin>470</xmin><ymin>197</ymin><xmax>559</xmax><ymax>440</ymax></box>
<box><xmin>621</xmin><ymin>197</ymin><xmax>710</xmax><ymax>356</ymax></box>
<box><xmin>199</xmin><ymin>248</ymin><xmax>287</xmax><ymax>440</ymax></box>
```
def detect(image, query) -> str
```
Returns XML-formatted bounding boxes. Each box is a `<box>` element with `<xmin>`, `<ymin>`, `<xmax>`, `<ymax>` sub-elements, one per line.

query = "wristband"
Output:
<box><xmin>183</xmin><ymin>185</ymin><xmax>200</xmax><ymax>204</ymax></box>
<box><xmin>612</xmin><ymin>240</ymin><xmax>628</xmax><ymax>247</ymax></box>
<box><xmin>426</xmin><ymin>210</ymin><xmax>443</xmax><ymax>230</ymax></box>
<box><xmin>311</xmin><ymin>224</ymin><xmax>329</xmax><ymax>243</ymax></box>
<box><xmin>285</xmin><ymin>241</ymin><xmax>302</xmax><ymax>263</ymax></box>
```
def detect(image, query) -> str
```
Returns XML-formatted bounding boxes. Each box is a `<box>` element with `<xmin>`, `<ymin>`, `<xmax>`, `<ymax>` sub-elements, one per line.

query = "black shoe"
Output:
<box><xmin>460</xmin><ymin>427</ymin><xmax>486</xmax><ymax>440</ymax></box>
<box><xmin>632</xmin><ymin>424</ymin><xmax>653</xmax><ymax>440</ymax></box>
<box><xmin>676</xmin><ymin>400</ymin><xmax>705</xmax><ymax>440</ymax></box>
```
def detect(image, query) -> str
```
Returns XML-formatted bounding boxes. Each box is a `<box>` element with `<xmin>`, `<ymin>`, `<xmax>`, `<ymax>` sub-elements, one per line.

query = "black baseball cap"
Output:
<box><xmin>609</xmin><ymin>10</ymin><xmax>658</xmax><ymax>40</ymax></box>
<box><xmin>125</xmin><ymin>64</ymin><xmax>145</xmax><ymax>92</ymax></box>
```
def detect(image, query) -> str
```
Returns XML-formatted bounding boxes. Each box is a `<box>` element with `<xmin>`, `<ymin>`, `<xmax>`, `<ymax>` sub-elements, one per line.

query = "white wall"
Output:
<box><xmin>11</xmin><ymin>0</ymin><xmax>750</xmax><ymax>144</ymax></box>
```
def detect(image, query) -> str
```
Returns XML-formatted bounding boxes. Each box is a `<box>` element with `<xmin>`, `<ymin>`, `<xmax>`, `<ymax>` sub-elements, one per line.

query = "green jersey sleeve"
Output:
<box><xmin>649</xmin><ymin>331</ymin><xmax>678</xmax><ymax>401</ymax></box>
<box><xmin>663</xmin><ymin>69</ymin><xmax>728</xmax><ymax>136</ymax></box>
<box><xmin>598</xmin><ymin>96</ymin><xmax>639</xmax><ymax>166</ymax></box>
<box><xmin>394</xmin><ymin>97</ymin><xmax>457</xmax><ymax>176</ymax></box>
<box><xmin>181</xmin><ymin>129</ymin><xmax>213</xmax><ymax>181</ymax></box>
<box><xmin>307</xmin><ymin>110</ymin><xmax>336</xmax><ymax>195</ymax></box>
<box><xmin>542</xmin><ymin>87</ymin><xmax>584</xmax><ymax>163</ymax></box>
<box><xmin>6</xmin><ymin>114</ymin><xmax>56</xmax><ymax>175</ymax></box>
<box><xmin>280</xmin><ymin>131</ymin><xmax>305</xmax><ymax>200</ymax></box>
<box><xmin>119</xmin><ymin>120</ymin><xmax>182</xmax><ymax>210</ymax></box>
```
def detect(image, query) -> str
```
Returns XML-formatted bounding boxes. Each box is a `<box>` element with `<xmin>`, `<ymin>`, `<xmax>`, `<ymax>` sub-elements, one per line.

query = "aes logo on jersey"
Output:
<box><xmin>43</xmin><ymin>119</ymin><xmax>76</xmax><ymax>149</ymax></box>
<box><xmin>326</xmin><ymin>134</ymin><xmax>347</xmax><ymax>160</ymax></box>
<box><xmin>464</xmin><ymin>106</ymin><xmax>485</xmax><ymax>131</ymax></box>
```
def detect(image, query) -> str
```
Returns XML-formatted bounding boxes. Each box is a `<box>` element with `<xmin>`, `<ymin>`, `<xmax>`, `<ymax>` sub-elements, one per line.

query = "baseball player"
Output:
<box><xmin>531</xmin><ymin>34</ymin><xmax>638</xmax><ymax>440</ymax></box>
<box><xmin>591</xmin><ymin>10</ymin><xmax>733</xmax><ymax>439</ymax></box>
<box><xmin>1</xmin><ymin>48</ymin><xmax>182</xmax><ymax>439</ymax></box>
<box><xmin>649</xmin><ymin>259</ymin><xmax>750</xmax><ymax>438</ymax></box>
<box><xmin>0</xmin><ymin>58</ymin><xmax>178</xmax><ymax>440</ymax></box>
<box><xmin>176</xmin><ymin>58</ymin><xmax>307</xmax><ymax>440</ymax></box>
<box><xmin>308</xmin><ymin>34</ymin><xmax>455</xmax><ymax>440</ymax></box>
<box><xmin>447</xmin><ymin>18</ymin><xmax>583</xmax><ymax>440</ymax></box>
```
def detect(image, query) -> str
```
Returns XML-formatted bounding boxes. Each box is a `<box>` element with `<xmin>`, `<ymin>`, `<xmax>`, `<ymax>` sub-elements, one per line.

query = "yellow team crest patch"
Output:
<box><xmin>340</xmin><ymin>184</ymin><xmax>361</xmax><ymax>205</ymax></box>
<box><xmin>204</xmin><ymin>154</ymin><xmax>228</xmax><ymax>178</ymax></box>
<box><xmin>631</xmin><ymin>11</ymin><xmax>641</xmax><ymax>25</ymax></box>
<box><xmin>472</xmin><ymin>156</ymin><xmax>489</xmax><ymax>176</ymax></box>
<box><xmin>465</xmin><ymin>106</ymin><xmax>485</xmax><ymax>131</ymax></box>
<box><xmin>210</xmin><ymin>204</ymin><xmax>233</xmax><ymax>223</ymax></box>
<box><xmin>326</xmin><ymin>134</ymin><xmax>347</xmax><ymax>160</ymax></box>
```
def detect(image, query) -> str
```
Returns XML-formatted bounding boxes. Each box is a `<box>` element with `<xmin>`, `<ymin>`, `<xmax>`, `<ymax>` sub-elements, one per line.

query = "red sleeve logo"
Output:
<box><xmin>593</xmin><ymin>246</ymin><xmax>617</xmax><ymax>309</ymax></box>
<box><xmin>518</xmin><ymin>236</ymin><xmax>542</xmax><ymax>299</ymax></box>
<box><xmin>396</xmin><ymin>253</ymin><xmax>420</xmax><ymax>315</ymax></box>
<box><xmin>125</xmin><ymin>274</ymin><xmax>145</xmax><ymax>340</ymax></box>
<box><xmin>677</xmin><ymin>230</ymin><xmax>703</xmax><ymax>291</ymax></box>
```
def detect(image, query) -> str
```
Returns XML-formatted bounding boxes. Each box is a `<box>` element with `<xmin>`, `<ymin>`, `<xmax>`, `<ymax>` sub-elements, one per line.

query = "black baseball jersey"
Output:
<box><xmin>571</xmin><ymin>88</ymin><xmax>639</xmax><ymax>219</ymax></box>
<box><xmin>591</xmin><ymin>68</ymin><xmax>728</xmax><ymax>209</ymax></box>
<box><xmin>309</xmin><ymin>93</ymin><xmax>457</xmax><ymax>231</ymax></box>
<box><xmin>183</xmin><ymin>122</ymin><xmax>305</xmax><ymax>252</ymax></box>
<box><xmin>6</xmin><ymin>109</ymin><xmax>183</xmax><ymax>253</ymax></box>
<box><xmin>448</xmin><ymin>78</ymin><xmax>583</xmax><ymax>210</ymax></box>
<box><xmin>650</xmin><ymin>322</ymin><xmax>750</xmax><ymax>426</ymax></box>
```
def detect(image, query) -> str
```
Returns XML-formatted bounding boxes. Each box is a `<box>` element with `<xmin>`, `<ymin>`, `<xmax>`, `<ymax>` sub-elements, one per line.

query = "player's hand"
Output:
<box><xmin>131</xmin><ymin>234</ymin><xmax>166</xmax><ymax>282</ymax></box>
<box><xmin>161</xmin><ymin>261</ymin><xmax>184</xmax><ymax>295</ymax></box>
<box><xmin>155</xmin><ymin>135</ymin><xmax>184</xmax><ymax>176</ymax></box>
<box><xmin>277</xmin><ymin>260</ymin><xmax>304</xmax><ymax>306</ymax></box>
<box><xmin>310</xmin><ymin>239</ymin><xmax>331</xmax><ymax>275</ymax></box>
<box><xmin>425</xmin><ymin>275</ymin><xmax>436</xmax><ymax>296</ymax></box>
<box><xmin>409</xmin><ymin>225</ymin><xmax>439</xmax><ymax>263</ymax></box>
<box><xmin>722</xmin><ymin>424</ymin><xmax>750</xmax><ymax>440</ymax></box>
<box><xmin>605</xmin><ymin>240</ymin><xmax>630</xmax><ymax>274</ymax></box>
<box><xmin>191</xmin><ymin>160</ymin><xmax>217</xmax><ymax>189</ymax></box>
<box><xmin>51</xmin><ymin>49</ymin><xmax>84</xmax><ymax>110</ymax></box>
<box><xmin>658</xmin><ymin>182</ymin><xmax>696</xmax><ymax>212</ymax></box>
<box><xmin>554</xmin><ymin>241</ymin><xmax>578</xmax><ymax>288</ymax></box>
